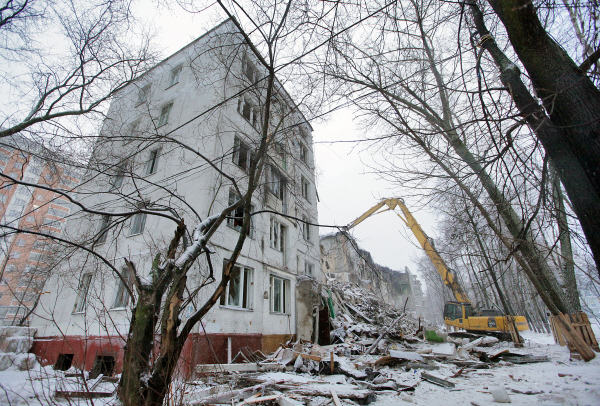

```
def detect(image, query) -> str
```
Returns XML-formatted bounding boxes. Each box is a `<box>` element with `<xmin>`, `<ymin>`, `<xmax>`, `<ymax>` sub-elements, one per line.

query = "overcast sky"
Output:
<box><xmin>134</xmin><ymin>1</ymin><xmax>440</xmax><ymax>280</ymax></box>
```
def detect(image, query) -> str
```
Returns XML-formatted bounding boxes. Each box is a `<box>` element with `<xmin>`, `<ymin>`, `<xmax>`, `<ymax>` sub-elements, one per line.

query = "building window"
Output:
<box><xmin>270</xmin><ymin>166</ymin><xmax>285</xmax><ymax>200</ymax></box>
<box><xmin>13</xmin><ymin>162</ymin><xmax>23</xmax><ymax>169</ymax></box>
<box><xmin>220</xmin><ymin>264</ymin><xmax>253</xmax><ymax>309</ymax></box>
<box><xmin>227</xmin><ymin>191</ymin><xmax>253</xmax><ymax>237</ymax></box>
<box><xmin>5</xmin><ymin>265</ymin><xmax>16</xmax><ymax>273</ymax></box>
<box><xmin>26</xmin><ymin>216</ymin><xmax>35</xmax><ymax>223</ymax></box>
<box><xmin>36</xmin><ymin>195</ymin><xmax>44</xmax><ymax>201</ymax></box>
<box><xmin>305</xmin><ymin>262</ymin><xmax>314</xmax><ymax>276</ymax></box>
<box><xmin>233</xmin><ymin>137</ymin><xmax>254</xmax><ymax>172</ymax></box>
<box><xmin>276</xmin><ymin>142</ymin><xmax>287</xmax><ymax>171</ymax></box>
<box><xmin>9</xmin><ymin>252</ymin><xmax>20</xmax><ymax>259</ymax></box>
<box><xmin>48</xmin><ymin>207</ymin><xmax>68</xmax><ymax>218</ymax></box>
<box><xmin>158</xmin><ymin>103</ymin><xmax>173</xmax><ymax>127</ymax></box>
<box><xmin>97</xmin><ymin>215</ymin><xmax>111</xmax><ymax>244</ymax></box>
<box><xmin>111</xmin><ymin>161</ymin><xmax>128</xmax><ymax>189</ymax></box>
<box><xmin>113</xmin><ymin>266</ymin><xmax>133</xmax><ymax>309</ymax></box>
<box><xmin>237</xmin><ymin>99</ymin><xmax>260</xmax><ymax>129</ymax></box>
<box><xmin>145</xmin><ymin>149</ymin><xmax>160</xmax><ymax>175</ymax></box>
<box><xmin>0</xmin><ymin>277</ymin><xmax>9</xmax><ymax>285</ymax></box>
<box><xmin>29</xmin><ymin>252</ymin><xmax>44</xmax><ymax>262</ymax></box>
<box><xmin>270</xmin><ymin>218</ymin><xmax>285</xmax><ymax>252</ymax></box>
<box><xmin>136</xmin><ymin>84</ymin><xmax>151</xmax><ymax>105</ymax></box>
<box><xmin>125</xmin><ymin>121</ymin><xmax>140</xmax><ymax>144</ymax></box>
<box><xmin>242</xmin><ymin>56</ymin><xmax>258</xmax><ymax>83</ymax></box>
<box><xmin>168</xmin><ymin>65</ymin><xmax>182</xmax><ymax>87</ymax></box>
<box><xmin>302</xmin><ymin>216</ymin><xmax>311</xmax><ymax>242</ymax></box>
<box><xmin>15</xmin><ymin>239</ymin><xmax>25</xmax><ymax>247</ymax></box>
<box><xmin>73</xmin><ymin>273</ymin><xmax>92</xmax><ymax>313</ymax></box>
<box><xmin>299</xmin><ymin>143</ymin><xmax>309</xmax><ymax>165</ymax></box>
<box><xmin>130</xmin><ymin>213</ymin><xmax>147</xmax><ymax>235</ymax></box>
<box><xmin>270</xmin><ymin>275</ymin><xmax>290</xmax><ymax>314</ymax></box>
<box><xmin>301</xmin><ymin>176</ymin><xmax>310</xmax><ymax>201</ymax></box>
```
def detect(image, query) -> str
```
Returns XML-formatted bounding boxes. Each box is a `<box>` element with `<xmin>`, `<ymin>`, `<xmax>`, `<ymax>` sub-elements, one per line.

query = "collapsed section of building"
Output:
<box><xmin>320</xmin><ymin>232</ymin><xmax>425</xmax><ymax>318</ymax></box>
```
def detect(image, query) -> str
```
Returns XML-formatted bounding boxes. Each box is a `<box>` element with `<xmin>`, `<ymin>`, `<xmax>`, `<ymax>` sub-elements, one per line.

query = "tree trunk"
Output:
<box><xmin>551</xmin><ymin>165</ymin><xmax>581</xmax><ymax>311</ymax></box>
<box><xmin>482</xmin><ymin>0</ymin><xmax>600</xmax><ymax>275</ymax></box>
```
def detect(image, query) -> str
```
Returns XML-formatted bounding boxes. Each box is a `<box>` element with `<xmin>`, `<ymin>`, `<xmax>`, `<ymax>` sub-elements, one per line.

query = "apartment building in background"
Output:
<box><xmin>0</xmin><ymin>137</ymin><xmax>81</xmax><ymax>325</ymax></box>
<box><xmin>30</xmin><ymin>20</ymin><xmax>322</xmax><ymax>376</ymax></box>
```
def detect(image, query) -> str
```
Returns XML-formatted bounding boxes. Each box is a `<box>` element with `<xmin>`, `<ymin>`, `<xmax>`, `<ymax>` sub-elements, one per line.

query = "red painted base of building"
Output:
<box><xmin>31</xmin><ymin>332</ymin><xmax>276</xmax><ymax>379</ymax></box>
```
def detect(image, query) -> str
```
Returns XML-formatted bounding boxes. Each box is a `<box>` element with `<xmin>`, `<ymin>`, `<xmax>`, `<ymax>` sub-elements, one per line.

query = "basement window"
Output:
<box><xmin>90</xmin><ymin>355</ymin><xmax>115</xmax><ymax>379</ymax></box>
<box><xmin>53</xmin><ymin>354</ymin><xmax>74</xmax><ymax>371</ymax></box>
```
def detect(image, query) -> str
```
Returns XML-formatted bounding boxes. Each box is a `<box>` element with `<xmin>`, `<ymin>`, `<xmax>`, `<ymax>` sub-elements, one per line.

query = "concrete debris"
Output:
<box><xmin>0</xmin><ymin>326</ymin><xmax>37</xmax><ymax>371</ymax></box>
<box><xmin>54</xmin><ymin>373</ymin><xmax>117</xmax><ymax>399</ymax></box>
<box><xmin>184</xmin><ymin>282</ymin><xmax>559</xmax><ymax>405</ymax></box>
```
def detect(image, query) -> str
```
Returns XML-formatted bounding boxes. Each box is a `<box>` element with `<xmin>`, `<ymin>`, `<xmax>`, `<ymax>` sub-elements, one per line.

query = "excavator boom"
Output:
<box><xmin>345</xmin><ymin>198</ymin><xmax>528</xmax><ymax>338</ymax></box>
<box><xmin>345</xmin><ymin>198</ymin><xmax>470</xmax><ymax>303</ymax></box>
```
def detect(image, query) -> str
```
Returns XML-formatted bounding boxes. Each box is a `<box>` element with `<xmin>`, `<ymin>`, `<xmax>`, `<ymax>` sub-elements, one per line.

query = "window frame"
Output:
<box><xmin>227</xmin><ymin>190</ymin><xmax>254</xmax><ymax>237</ymax></box>
<box><xmin>269</xmin><ymin>218</ymin><xmax>286</xmax><ymax>252</ymax></box>
<box><xmin>233</xmin><ymin>136</ymin><xmax>254</xmax><ymax>172</ymax></box>
<box><xmin>269</xmin><ymin>275</ymin><xmax>290</xmax><ymax>314</ymax></box>
<box><xmin>167</xmin><ymin>65</ymin><xmax>182</xmax><ymax>88</ymax></box>
<box><xmin>302</xmin><ymin>216</ymin><xmax>311</xmax><ymax>242</ymax></box>
<box><xmin>97</xmin><ymin>215</ymin><xmax>111</xmax><ymax>244</ymax></box>
<box><xmin>145</xmin><ymin>148</ymin><xmax>161</xmax><ymax>176</ymax></box>
<box><xmin>220</xmin><ymin>263</ymin><xmax>253</xmax><ymax>310</ymax></box>
<box><xmin>112</xmin><ymin>266</ymin><xmax>133</xmax><ymax>309</ymax></box>
<box><xmin>301</xmin><ymin>176</ymin><xmax>310</xmax><ymax>201</ymax></box>
<box><xmin>136</xmin><ymin>84</ymin><xmax>151</xmax><ymax>106</ymax></box>
<box><xmin>242</xmin><ymin>56</ymin><xmax>258</xmax><ymax>83</ymax></box>
<box><xmin>73</xmin><ymin>273</ymin><xmax>93</xmax><ymax>314</ymax></box>
<box><xmin>158</xmin><ymin>102</ymin><xmax>173</xmax><ymax>127</ymax></box>
<box><xmin>125</xmin><ymin>120</ymin><xmax>140</xmax><ymax>145</ymax></box>
<box><xmin>270</xmin><ymin>166</ymin><xmax>285</xmax><ymax>200</ymax></box>
<box><xmin>129</xmin><ymin>212</ymin><xmax>147</xmax><ymax>236</ymax></box>
<box><xmin>299</xmin><ymin>143</ymin><xmax>309</xmax><ymax>165</ymax></box>
<box><xmin>305</xmin><ymin>261</ymin><xmax>314</xmax><ymax>276</ymax></box>
<box><xmin>110</xmin><ymin>161</ymin><xmax>128</xmax><ymax>190</ymax></box>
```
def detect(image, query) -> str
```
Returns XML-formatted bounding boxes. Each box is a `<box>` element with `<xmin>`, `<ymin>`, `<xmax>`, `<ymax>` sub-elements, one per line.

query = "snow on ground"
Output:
<box><xmin>1</xmin><ymin>331</ymin><xmax>599</xmax><ymax>405</ymax></box>
<box><xmin>373</xmin><ymin>332</ymin><xmax>600</xmax><ymax>406</ymax></box>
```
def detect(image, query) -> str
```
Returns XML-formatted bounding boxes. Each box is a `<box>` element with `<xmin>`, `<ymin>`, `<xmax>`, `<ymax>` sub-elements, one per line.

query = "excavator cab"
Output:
<box><xmin>443</xmin><ymin>301</ymin><xmax>473</xmax><ymax>327</ymax></box>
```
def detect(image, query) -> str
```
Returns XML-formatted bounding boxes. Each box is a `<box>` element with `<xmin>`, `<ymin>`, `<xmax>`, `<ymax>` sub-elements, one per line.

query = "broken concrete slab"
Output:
<box><xmin>432</xmin><ymin>343</ymin><xmax>456</xmax><ymax>357</ymax></box>
<box><xmin>389</xmin><ymin>350</ymin><xmax>424</xmax><ymax>361</ymax></box>
<box><xmin>420</xmin><ymin>372</ymin><xmax>455</xmax><ymax>388</ymax></box>
<box><xmin>195</xmin><ymin>363</ymin><xmax>283</xmax><ymax>374</ymax></box>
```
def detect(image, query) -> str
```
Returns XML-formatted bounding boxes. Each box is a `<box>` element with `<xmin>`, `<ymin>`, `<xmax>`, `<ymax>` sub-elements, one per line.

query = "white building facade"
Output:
<box><xmin>30</xmin><ymin>20</ymin><xmax>322</xmax><ymax>375</ymax></box>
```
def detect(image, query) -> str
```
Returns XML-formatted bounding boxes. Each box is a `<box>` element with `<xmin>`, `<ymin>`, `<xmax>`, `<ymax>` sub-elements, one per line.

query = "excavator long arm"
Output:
<box><xmin>345</xmin><ymin>198</ymin><xmax>470</xmax><ymax>304</ymax></box>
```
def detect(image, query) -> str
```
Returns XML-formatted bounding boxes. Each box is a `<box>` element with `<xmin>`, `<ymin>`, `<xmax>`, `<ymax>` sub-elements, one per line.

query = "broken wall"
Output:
<box><xmin>320</xmin><ymin>233</ymin><xmax>424</xmax><ymax>316</ymax></box>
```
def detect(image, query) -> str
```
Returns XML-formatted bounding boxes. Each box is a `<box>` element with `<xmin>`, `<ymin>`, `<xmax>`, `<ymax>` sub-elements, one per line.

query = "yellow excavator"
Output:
<box><xmin>344</xmin><ymin>198</ymin><xmax>529</xmax><ymax>338</ymax></box>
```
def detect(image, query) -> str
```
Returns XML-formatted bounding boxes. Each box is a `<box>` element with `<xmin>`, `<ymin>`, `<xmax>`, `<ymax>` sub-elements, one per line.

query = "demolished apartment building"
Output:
<box><xmin>320</xmin><ymin>233</ymin><xmax>424</xmax><ymax>317</ymax></box>
<box><xmin>29</xmin><ymin>20</ymin><xmax>322</xmax><ymax>376</ymax></box>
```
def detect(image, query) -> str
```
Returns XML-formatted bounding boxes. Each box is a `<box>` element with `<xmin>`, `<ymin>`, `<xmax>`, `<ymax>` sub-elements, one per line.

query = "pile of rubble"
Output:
<box><xmin>185</xmin><ymin>281</ymin><xmax>550</xmax><ymax>405</ymax></box>
<box><xmin>0</xmin><ymin>326</ymin><xmax>38</xmax><ymax>371</ymax></box>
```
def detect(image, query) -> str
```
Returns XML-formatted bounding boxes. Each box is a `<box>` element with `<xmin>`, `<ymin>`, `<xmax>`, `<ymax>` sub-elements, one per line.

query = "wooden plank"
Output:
<box><xmin>556</xmin><ymin>313</ymin><xmax>595</xmax><ymax>362</ymax></box>
<box><xmin>330</xmin><ymin>389</ymin><xmax>342</xmax><ymax>406</ymax></box>
<box><xmin>55</xmin><ymin>391</ymin><xmax>113</xmax><ymax>399</ymax></box>
<box><xmin>292</xmin><ymin>352</ymin><xmax>322</xmax><ymax>362</ymax></box>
